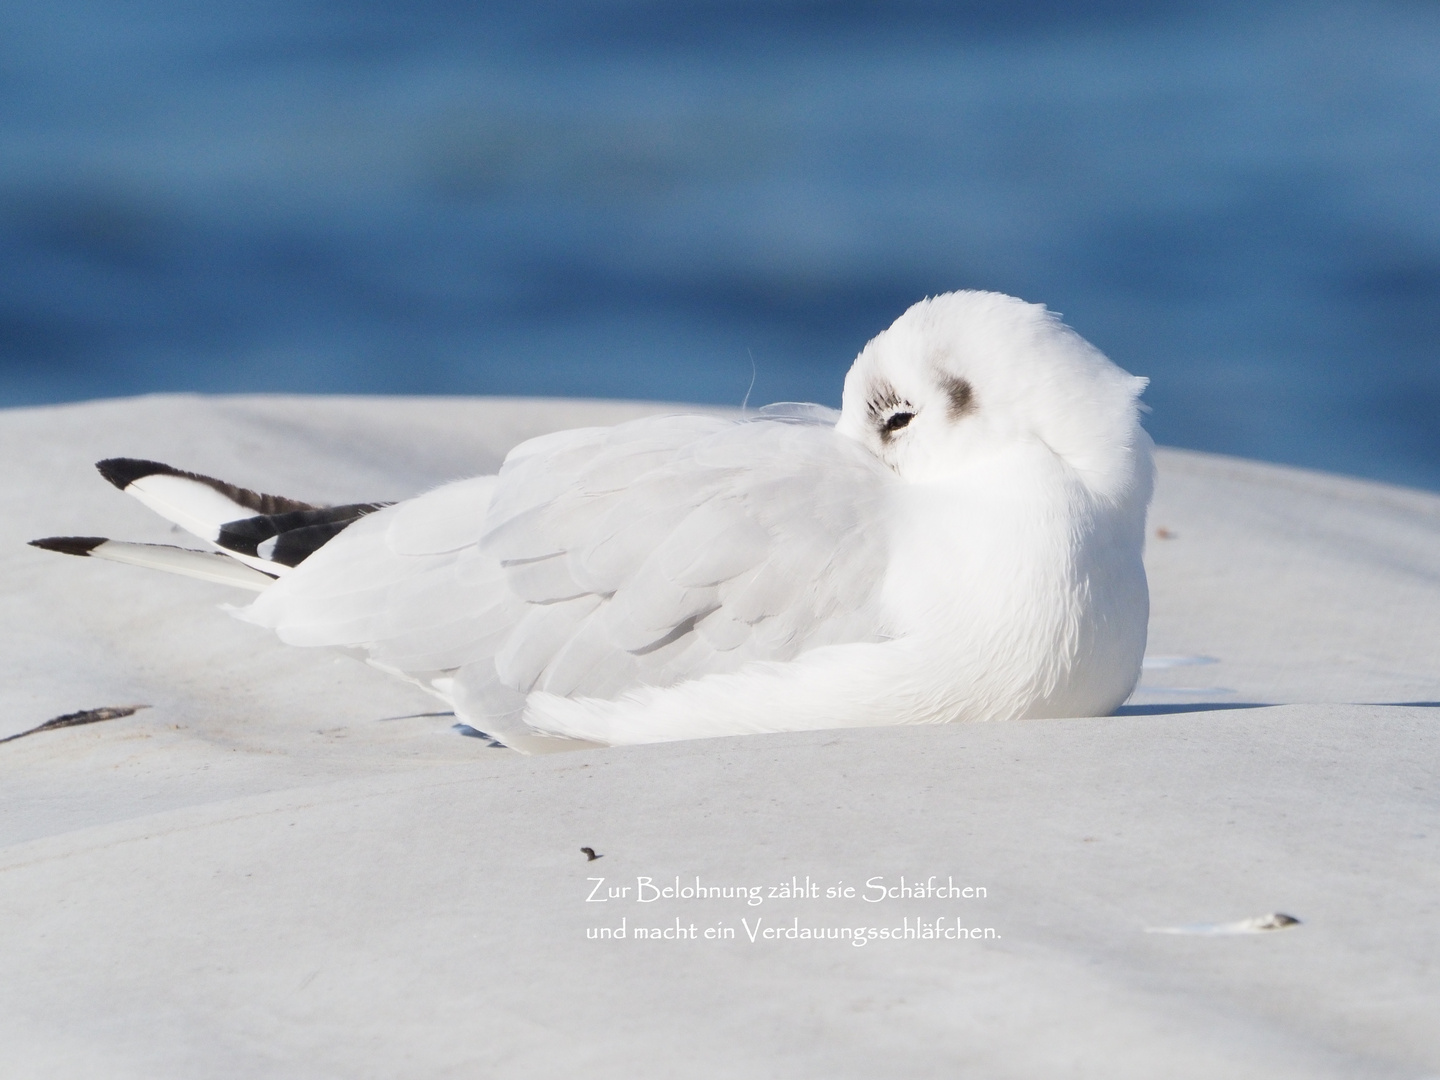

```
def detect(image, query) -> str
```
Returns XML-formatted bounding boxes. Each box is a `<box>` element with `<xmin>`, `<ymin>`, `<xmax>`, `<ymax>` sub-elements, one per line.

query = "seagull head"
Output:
<box><xmin>836</xmin><ymin>291</ymin><xmax>1151</xmax><ymax>500</ymax></box>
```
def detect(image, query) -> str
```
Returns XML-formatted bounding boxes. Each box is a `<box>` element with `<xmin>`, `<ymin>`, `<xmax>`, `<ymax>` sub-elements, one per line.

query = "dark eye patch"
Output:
<box><xmin>943</xmin><ymin>376</ymin><xmax>975</xmax><ymax>420</ymax></box>
<box><xmin>882</xmin><ymin>411</ymin><xmax>914</xmax><ymax>433</ymax></box>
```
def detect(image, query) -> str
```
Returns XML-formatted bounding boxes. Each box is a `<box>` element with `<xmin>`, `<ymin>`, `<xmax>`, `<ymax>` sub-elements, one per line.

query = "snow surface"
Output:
<box><xmin>2</xmin><ymin>394</ymin><xmax>1438</xmax><ymax>1078</ymax></box>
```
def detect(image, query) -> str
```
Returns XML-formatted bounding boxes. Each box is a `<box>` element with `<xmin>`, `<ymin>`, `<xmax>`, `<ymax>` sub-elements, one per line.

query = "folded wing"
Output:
<box><xmin>241</xmin><ymin>408</ymin><xmax>896</xmax><ymax>747</ymax></box>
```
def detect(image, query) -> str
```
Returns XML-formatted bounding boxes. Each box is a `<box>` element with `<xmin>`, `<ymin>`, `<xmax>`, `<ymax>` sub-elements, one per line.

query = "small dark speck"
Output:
<box><xmin>1258</xmin><ymin>913</ymin><xmax>1301</xmax><ymax>930</ymax></box>
<box><xmin>581</xmin><ymin>847</ymin><xmax>602</xmax><ymax>861</ymax></box>
<box><xmin>1155</xmin><ymin>527</ymin><xmax>1178</xmax><ymax>540</ymax></box>
<box><xmin>0</xmin><ymin>704</ymin><xmax>149</xmax><ymax>745</ymax></box>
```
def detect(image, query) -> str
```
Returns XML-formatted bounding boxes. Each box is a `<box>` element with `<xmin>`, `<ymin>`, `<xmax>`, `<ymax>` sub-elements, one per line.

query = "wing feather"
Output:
<box><xmin>538</xmin><ymin>616</ymin><xmax>641</xmax><ymax>698</ymax></box>
<box><xmin>501</xmin><ymin>552</ymin><xmax>590</xmax><ymax>604</ymax></box>
<box><xmin>386</xmin><ymin>477</ymin><xmax>496</xmax><ymax>555</ymax></box>
<box><xmin>655</xmin><ymin>499</ymin><xmax>771</xmax><ymax>587</ymax></box>
<box><xmin>240</xmin><ymin>410</ymin><xmax>896</xmax><ymax>747</ymax></box>
<box><xmin>493</xmin><ymin>594</ymin><xmax>604</xmax><ymax>693</ymax></box>
<box><xmin>694</xmin><ymin>608</ymin><xmax>750</xmax><ymax>652</ymax></box>
<box><xmin>566</xmin><ymin>495</ymin><xmax>698</xmax><ymax>589</ymax></box>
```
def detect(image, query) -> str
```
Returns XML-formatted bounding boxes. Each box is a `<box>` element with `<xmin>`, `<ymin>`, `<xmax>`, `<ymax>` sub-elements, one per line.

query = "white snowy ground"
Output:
<box><xmin>2</xmin><ymin>395</ymin><xmax>1438</xmax><ymax>1080</ymax></box>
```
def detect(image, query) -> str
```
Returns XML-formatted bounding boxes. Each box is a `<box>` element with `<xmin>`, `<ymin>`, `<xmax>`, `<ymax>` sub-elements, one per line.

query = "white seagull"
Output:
<box><xmin>31</xmin><ymin>291</ymin><xmax>1153</xmax><ymax>753</ymax></box>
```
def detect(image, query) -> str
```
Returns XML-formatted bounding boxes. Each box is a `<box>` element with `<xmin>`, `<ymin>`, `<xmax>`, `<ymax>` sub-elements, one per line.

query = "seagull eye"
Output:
<box><xmin>882</xmin><ymin>411</ymin><xmax>914</xmax><ymax>433</ymax></box>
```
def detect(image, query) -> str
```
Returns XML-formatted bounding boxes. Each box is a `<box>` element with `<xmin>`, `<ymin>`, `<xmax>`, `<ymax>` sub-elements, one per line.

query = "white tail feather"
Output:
<box><xmin>88</xmin><ymin>541</ymin><xmax>276</xmax><ymax>591</ymax></box>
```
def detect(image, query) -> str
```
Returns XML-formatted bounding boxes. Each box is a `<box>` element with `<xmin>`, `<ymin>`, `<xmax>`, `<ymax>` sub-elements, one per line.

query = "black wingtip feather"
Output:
<box><xmin>29</xmin><ymin>536</ymin><xmax>108</xmax><ymax>557</ymax></box>
<box><xmin>96</xmin><ymin>458</ymin><xmax>180</xmax><ymax>491</ymax></box>
<box><xmin>94</xmin><ymin>458</ymin><xmax>319</xmax><ymax>515</ymax></box>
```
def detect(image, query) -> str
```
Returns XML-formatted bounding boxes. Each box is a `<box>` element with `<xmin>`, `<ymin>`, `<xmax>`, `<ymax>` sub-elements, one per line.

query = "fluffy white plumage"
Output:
<box><xmin>40</xmin><ymin>291</ymin><xmax>1155</xmax><ymax>754</ymax></box>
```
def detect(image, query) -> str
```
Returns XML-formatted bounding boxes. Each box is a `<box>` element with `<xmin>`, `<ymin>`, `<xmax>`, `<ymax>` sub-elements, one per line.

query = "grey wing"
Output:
<box><xmin>238</xmin><ymin>475</ymin><xmax>524</xmax><ymax>678</ymax></box>
<box><xmin>475</xmin><ymin>410</ymin><xmax>895</xmax><ymax>695</ymax></box>
<box><xmin>240</xmin><ymin>409</ymin><xmax>895</xmax><ymax>741</ymax></box>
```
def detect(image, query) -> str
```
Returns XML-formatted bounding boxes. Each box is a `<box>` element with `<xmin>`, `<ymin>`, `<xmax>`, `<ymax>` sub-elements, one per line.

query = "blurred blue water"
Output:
<box><xmin>2</xmin><ymin>1</ymin><xmax>1437</xmax><ymax>488</ymax></box>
